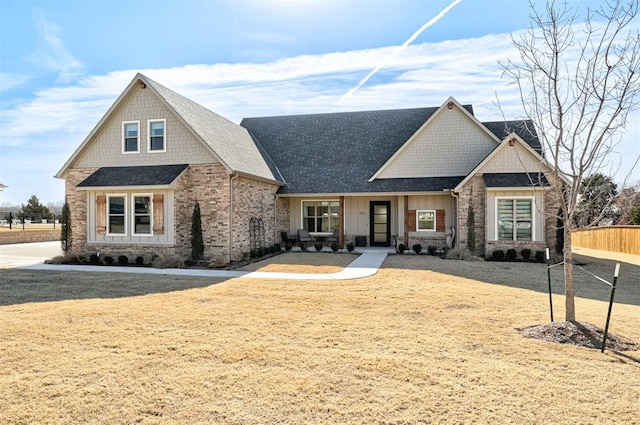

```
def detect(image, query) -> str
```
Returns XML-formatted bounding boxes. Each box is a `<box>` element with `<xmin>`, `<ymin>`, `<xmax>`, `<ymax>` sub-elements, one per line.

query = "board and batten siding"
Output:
<box><xmin>486</xmin><ymin>189</ymin><xmax>545</xmax><ymax>242</ymax></box>
<box><xmin>74</xmin><ymin>85</ymin><xmax>217</xmax><ymax>168</ymax></box>
<box><xmin>86</xmin><ymin>190</ymin><xmax>175</xmax><ymax>245</ymax></box>
<box><xmin>404</xmin><ymin>194</ymin><xmax>455</xmax><ymax>236</ymax></box>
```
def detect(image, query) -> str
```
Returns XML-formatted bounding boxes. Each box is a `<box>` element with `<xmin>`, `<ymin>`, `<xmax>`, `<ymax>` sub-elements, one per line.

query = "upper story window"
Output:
<box><xmin>123</xmin><ymin>121</ymin><xmax>140</xmax><ymax>153</ymax></box>
<box><xmin>497</xmin><ymin>198</ymin><xmax>533</xmax><ymax>241</ymax></box>
<box><xmin>148</xmin><ymin>119</ymin><xmax>166</xmax><ymax>152</ymax></box>
<box><xmin>416</xmin><ymin>210</ymin><xmax>436</xmax><ymax>231</ymax></box>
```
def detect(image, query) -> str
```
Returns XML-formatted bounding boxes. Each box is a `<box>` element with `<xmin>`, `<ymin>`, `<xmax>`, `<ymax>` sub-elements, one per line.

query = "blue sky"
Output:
<box><xmin>1</xmin><ymin>0</ymin><xmax>638</xmax><ymax>205</ymax></box>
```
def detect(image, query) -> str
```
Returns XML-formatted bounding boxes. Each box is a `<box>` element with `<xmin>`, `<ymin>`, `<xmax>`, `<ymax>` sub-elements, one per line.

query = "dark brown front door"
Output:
<box><xmin>370</xmin><ymin>201</ymin><xmax>391</xmax><ymax>247</ymax></box>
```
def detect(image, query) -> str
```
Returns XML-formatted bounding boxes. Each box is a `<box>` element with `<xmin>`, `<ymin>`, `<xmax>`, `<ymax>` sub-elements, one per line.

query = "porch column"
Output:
<box><xmin>403</xmin><ymin>195</ymin><xmax>409</xmax><ymax>246</ymax></box>
<box><xmin>339</xmin><ymin>196</ymin><xmax>345</xmax><ymax>247</ymax></box>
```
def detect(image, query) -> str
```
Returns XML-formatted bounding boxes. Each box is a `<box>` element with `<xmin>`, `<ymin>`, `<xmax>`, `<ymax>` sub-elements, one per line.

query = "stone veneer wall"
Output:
<box><xmin>230</xmin><ymin>175</ymin><xmax>279</xmax><ymax>261</ymax></box>
<box><xmin>65</xmin><ymin>165</ymin><xmax>279</xmax><ymax>264</ymax></box>
<box><xmin>65</xmin><ymin>168</ymin><xmax>96</xmax><ymax>254</ymax></box>
<box><xmin>275</xmin><ymin>197</ymin><xmax>290</xmax><ymax>239</ymax></box>
<box><xmin>456</xmin><ymin>174</ymin><xmax>486</xmax><ymax>255</ymax></box>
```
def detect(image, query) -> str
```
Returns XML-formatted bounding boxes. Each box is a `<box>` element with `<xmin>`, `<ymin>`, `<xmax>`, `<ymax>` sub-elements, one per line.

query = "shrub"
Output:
<box><xmin>77</xmin><ymin>254</ymin><xmax>86</xmax><ymax>264</ymax></box>
<box><xmin>257</xmin><ymin>247</ymin><xmax>265</xmax><ymax>257</ymax></box>
<box><xmin>396</xmin><ymin>243</ymin><xmax>406</xmax><ymax>254</ymax></box>
<box><xmin>445</xmin><ymin>248</ymin><xmax>477</xmax><ymax>261</ymax></box>
<box><xmin>506</xmin><ymin>249</ymin><xmax>518</xmax><ymax>261</ymax></box>
<box><xmin>346</xmin><ymin>242</ymin><xmax>355</xmax><ymax>252</ymax></box>
<box><xmin>314</xmin><ymin>241</ymin><xmax>323</xmax><ymax>251</ymax></box>
<box><xmin>117</xmin><ymin>255</ymin><xmax>128</xmax><ymax>265</ymax></box>
<box><xmin>135</xmin><ymin>256</ymin><xmax>145</xmax><ymax>265</ymax></box>
<box><xmin>412</xmin><ymin>244</ymin><xmax>422</xmax><ymax>254</ymax></box>
<box><xmin>191</xmin><ymin>201</ymin><xmax>204</xmax><ymax>261</ymax></box>
<box><xmin>492</xmin><ymin>250</ymin><xmax>505</xmax><ymax>261</ymax></box>
<box><xmin>285</xmin><ymin>242</ymin><xmax>293</xmax><ymax>251</ymax></box>
<box><xmin>331</xmin><ymin>242</ymin><xmax>340</xmax><ymax>252</ymax></box>
<box><xmin>89</xmin><ymin>253</ymin><xmax>100</xmax><ymax>264</ymax></box>
<box><xmin>535</xmin><ymin>250</ymin><xmax>546</xmax><ymax>263</ymax></box>
<box><xmin>151</xmin><ymin>253</ymin><xmax>185</xmax><ymax>269</ymax></box>
<box><xmin>427</xmin><ymin>245</ymin><xmax>437</xmax><ymax>255</ymax></box>
<box><xmin>300</xmin><ymin>243</ymin><xmax>308</xmax><ymax>252</ymax></box>
<box><xmin>103</xmin><ymin>255</ymin><xmax>114</xmax><ymax>265</ymax></box>
<box><xmin>274</xmin><ymin>243</ymin><xmax>281</xmax><ymax>252</ymax></box>
<box><xmin>521</xmin><ymin>248</ymin><xmax>532</xmax><ymax>261</ymax></box>
<box><xmin>60</xmin><ymin>200</ymin><xmax>72</xmax><ymax>254</ymax></box>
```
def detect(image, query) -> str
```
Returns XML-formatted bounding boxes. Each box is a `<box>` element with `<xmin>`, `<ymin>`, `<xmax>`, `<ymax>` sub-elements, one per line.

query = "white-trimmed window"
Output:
<box><xmin>123</xmin><ymin>121</ymin><xmax>140</xmax><ymax>153</ymax></box>
<box><xmin>497</xmin><ymin>197</ymin><xmax>533</xmax><ymax>241</ymax></box>
<box><xmin>416</xmin><ymin>210</ymin><xmax>436</xmax><ymax>231</ymax></box>
<box><xmin>302</xmin><ymin>200</ymin><xmax>339</xmax><ymax>233</ymax></box>
<box><xmin>148</xmin><ymin>119</ymin><xmax>166</xmax><ymax>152</ymax></box>
<box><xmin>133</xmin><ymin>195</ymin><xmax>152</xmax><ymax>235</ymax></box>
<box><xmin>107</xmin><ymin>195</ymin><xmax>126</xmax><ymax>235</ymax></box>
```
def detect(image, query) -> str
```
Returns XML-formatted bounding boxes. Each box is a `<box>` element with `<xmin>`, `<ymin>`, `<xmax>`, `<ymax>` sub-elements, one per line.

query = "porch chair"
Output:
<box><xmin>280</xmin><ymin>231</ymin><xmax>297</xmax><ymax>245</ymax></box>
<box><xmin>326</xmin><ymin>228</ymin><xmax>340</xmax><ymax>243</ymax></box>
<box><xmin>298</xmin><ymin>229</ymin><xmax>313</xmax><ymax>243</ymax></box>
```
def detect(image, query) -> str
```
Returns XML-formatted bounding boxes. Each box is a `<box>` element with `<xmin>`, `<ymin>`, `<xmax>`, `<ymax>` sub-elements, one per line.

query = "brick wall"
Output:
<box><xmin>66</xmin><ymin>168</ymin><xmax>96</xmax><ymax>253</ymax></box>
<box><xmin>0</xmin><ymin>230</ymin><xmax>59</xmax><ymax>245</ymax></box>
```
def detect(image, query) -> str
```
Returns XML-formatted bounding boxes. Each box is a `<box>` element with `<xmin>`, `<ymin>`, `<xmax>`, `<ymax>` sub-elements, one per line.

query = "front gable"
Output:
<box><xmin>73</xmin><ymin>84</ymin><xmax>218</xmax><ymax>169</ymax></box>
<box><xmin>371</xmin><ymin>98</ymin><xmax>500</xmax><ymax>180</ymax></box>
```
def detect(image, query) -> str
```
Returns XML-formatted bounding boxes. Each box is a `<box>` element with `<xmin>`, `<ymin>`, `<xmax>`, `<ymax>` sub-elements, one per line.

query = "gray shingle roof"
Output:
<box><xmin>143</xmin><ymin>75</ymin><xmax>280</xmax><ymax>183</ymax></box>
<box><xmin>483</xmin><ymin>173</ymin><xmax>549</xmax><ymax>188</ymax></box>
<box><xmin>241</xmin><ymin>107</ymin><xmax>540</xmax><ymax>194</ymax></box>
<box><xmin>78</xmin><ymin>164</ymin><xmax>188</xmax><ymax>187</ymax></box>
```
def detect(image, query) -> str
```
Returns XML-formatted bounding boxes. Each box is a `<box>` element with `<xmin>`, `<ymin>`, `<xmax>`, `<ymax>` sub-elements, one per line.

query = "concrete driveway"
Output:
<box><xmin>0</xmin><ymin>241</ymin><xmax>61</xmax><ymax>269</ymax></box>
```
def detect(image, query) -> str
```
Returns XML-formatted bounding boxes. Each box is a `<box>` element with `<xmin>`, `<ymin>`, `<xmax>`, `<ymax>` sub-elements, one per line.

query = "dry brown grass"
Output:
<box><xmin>0</xmin><ymin>224</ymin><xmax>57</xmax><ymax>232</ymax></box>
<box><xmin>238</xmin><ymin>252</ymin><xmax>356</xmax><ymax>273</ymax></box>
<box><xmin>1</xmin><ymin>254</ymin><xmax>639</xmax><ymax>424</ymax></box>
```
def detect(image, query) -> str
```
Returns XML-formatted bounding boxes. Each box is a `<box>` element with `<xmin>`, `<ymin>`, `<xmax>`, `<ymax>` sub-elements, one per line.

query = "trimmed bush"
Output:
<box><xmin>506</xmin><ymin>249</ymin><xmax>518</xmax><ymax>261</ymax></box>
<box><xmin>535</xmin><ymin>250</ymin><xmax>546</xmax><ymax>263</ymax></box>
<box><xmin>285</xmin><ymin>242</ymin><xmax>293</xmax><ymax>251</ymax></box>
<box><xmin>258</xmin><ymin>247</ymin><xmax>265</xmax><ymax>257</ymax></box>
<box><xmin>521</xmin><ymin>248</ymin><xmax>532</xmax><ymax>261</ymax></box>
<box><xmin>300</xmin><ymin>243</ymin><xmax>308</xmax><ymax>252</ymax></box>
<box><xmin>330</xmin><ymin>242</ymin><xmax>340</xmax><ymax>252</ymax></box>
<box><xmin>314</xmin><ymin>241</ymin><xmax>323</xmax><ymax>251</ymax></box>
<box><xmin>89</xmin><ymin>253</ymin><xmax>100</xmax><ymax>264</ymax></box>
<box><xmin>135</xmin><ymin>256</ymin><xmax>144</xmax><ymax>265</ymax></box>
<box><xmin>445</xmin><ymin>248</ymin><xmax>477</xmax><ymax>261</ymax></box>
<box><xmin>492</xmin><ymin>250</ymin><xmax>505</xmax><ymax>261</ymax></box>
<box><xmin>396</xmin><ymin>243</ymin><xmax>406</xmax><ymax>254</ymax></box>
<box><xmin>103</xmin><ymin>256</ymin><xmax>114</xmax><ymax>265</ymax></box>
<box><xmin>117</xmin><ymin>255</ymin><xmax>128</xmax><ymax>265</ymax></box>
<box><xmin>151</xmin><ymin>253</ymin><xmax>185</xmax><ymax>269</ymax></box>
<box><xmin>427</xmin><ymin>245</ymin><xmax>437</xmax><ymax>255</ymax></box>
<box><xmin>412</xmin><ymin>244</ymin><xmax>422</xmax><ymax>254</ymax></box>
<box><xmin>274</xmin><ymin>243</ymin><xmax>281</xmax><ymax>252</ymax></box>
<box><xmin>250</xmin><ymin>249</ymin><xmax>258</xmax><ymax>258</ymax></box>
<box><xmin>346</xmin><ymin>242</ymin><xmax>355</xmax><ymax>252</ymax></box>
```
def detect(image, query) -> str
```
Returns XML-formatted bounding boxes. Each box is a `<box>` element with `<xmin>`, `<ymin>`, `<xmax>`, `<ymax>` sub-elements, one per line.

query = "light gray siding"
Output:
<box><xmin>75</xmin><ymin>85</ymin><xmax>217</xmax><ymax>168</ymax></box>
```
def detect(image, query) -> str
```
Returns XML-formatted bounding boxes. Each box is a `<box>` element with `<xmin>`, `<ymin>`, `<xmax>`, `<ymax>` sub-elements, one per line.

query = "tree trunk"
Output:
<box><xmin>563</xmin><ymin>224</ymin><xmax>576</xmax><ymax>321</ymax></box>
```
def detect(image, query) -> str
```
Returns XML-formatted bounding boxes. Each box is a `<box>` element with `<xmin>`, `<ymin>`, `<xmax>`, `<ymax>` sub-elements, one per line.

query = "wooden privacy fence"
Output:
<box><xmin>572</xmin><ymin>226</ymin><xmax>640</xmax><ymax>256</ymax></box>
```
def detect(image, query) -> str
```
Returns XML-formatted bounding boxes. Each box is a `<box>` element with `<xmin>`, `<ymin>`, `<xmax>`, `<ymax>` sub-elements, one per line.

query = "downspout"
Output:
<box><xmin>229</xmin><ymin>173</ymin><xmax>238</xmax><ymax>263</ymax></box>
<box><xmin>450</xmin><ymin>190</ymin><xmax>459</xmax><ymax>249</ymax></box>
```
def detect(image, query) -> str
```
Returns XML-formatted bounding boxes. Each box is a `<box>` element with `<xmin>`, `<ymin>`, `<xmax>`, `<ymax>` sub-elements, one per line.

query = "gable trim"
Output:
<box><xmin>368</xmin><ymin>97</ymin><xmax>501</xmax><ymax>182</ymax></box>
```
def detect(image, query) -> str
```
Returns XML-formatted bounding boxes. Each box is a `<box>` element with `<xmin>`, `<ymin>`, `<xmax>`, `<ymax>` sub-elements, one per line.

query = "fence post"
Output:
<box><xmin>9</xmin><ymin>212</ymin><xmax>12</xmax><ymax>230</ymax></box>
<box><xmin>601</xmin><ymin>263</ymin><xmax>620</xmax><ymax>353</ymax></box>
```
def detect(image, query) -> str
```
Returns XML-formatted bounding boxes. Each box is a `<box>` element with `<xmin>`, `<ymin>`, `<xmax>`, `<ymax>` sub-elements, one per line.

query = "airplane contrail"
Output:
<box><xmin>340</xmin><ymin>0</ymin><xmax>463</xmax><ymax>102</ymax></box>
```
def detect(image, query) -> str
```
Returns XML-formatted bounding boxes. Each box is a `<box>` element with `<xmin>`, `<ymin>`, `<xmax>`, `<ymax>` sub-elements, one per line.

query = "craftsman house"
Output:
<box><xmin>56</xmin><ymin>73</ymin><xmax>560</xmax><ymax>263</ymax></box>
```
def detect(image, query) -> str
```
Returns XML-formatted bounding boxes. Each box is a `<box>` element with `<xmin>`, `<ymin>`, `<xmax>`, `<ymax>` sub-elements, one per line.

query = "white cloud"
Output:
<box><xmin>1</xmin><ymin>25</ymin><xmax>639</xmax><ymax>203</ymax></box>
<box><xmin>0</xmin><ymin>73</ymin><xmax>31</xmax><ymax>93</ymax></box>
<box><xmin>27</xmin><ymin>9</ymin><xmax>85</xmax><ymax>83</ymax></box>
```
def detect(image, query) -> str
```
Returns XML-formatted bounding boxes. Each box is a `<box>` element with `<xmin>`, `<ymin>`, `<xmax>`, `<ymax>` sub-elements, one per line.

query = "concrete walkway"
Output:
<box><xmin>1</xmin><ymin>241</ymin><xmax>388</xmax><ymax>280</ymax></box>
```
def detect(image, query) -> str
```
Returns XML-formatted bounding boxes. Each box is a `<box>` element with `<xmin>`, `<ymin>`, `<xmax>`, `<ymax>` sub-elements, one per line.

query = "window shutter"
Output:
<box><xmin>408</xmin><ymin>210</ymin><xmax>416</xmax><ymax>232</ymax></box>
<box><xmin>96</xmin><ymin>195</ymin><xmax>106</xmax><ymax>234</ymax></box>
<box><xmin>153</xmin><ymin>194</ymin><xmax>164</xmax><ymax>235</ymax></box>
<box><xmin>436</xmin><ymin>209</ymin><xmax>445</xmax><ymax>232</ymax></box>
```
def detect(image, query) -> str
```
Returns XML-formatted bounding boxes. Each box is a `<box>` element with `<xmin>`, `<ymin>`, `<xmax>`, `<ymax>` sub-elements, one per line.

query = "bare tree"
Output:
<box><xmin>501</xmin><ymin>0</ymin><xmax>640</xmax><ymax>321</ymax></box>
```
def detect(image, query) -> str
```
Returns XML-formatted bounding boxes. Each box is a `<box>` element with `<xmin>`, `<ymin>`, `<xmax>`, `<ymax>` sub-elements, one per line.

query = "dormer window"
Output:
<box><xmin>148</xmin><ymin>119</ymin><xmax>166</xmax><ymax>152</ymax></box>
<box><xmin>123</xmin><ymin>121</ymin><xmax>140</xmax><ymax>153</ymax></box>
